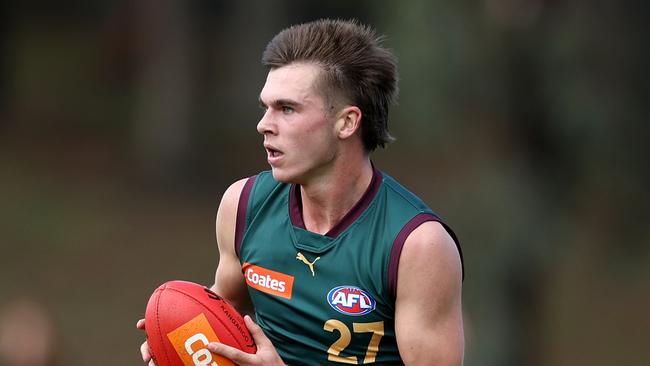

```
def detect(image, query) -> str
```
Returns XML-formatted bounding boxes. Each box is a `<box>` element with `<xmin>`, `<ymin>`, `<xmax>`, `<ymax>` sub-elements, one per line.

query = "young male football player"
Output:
<box><xmin>139</xmin><ymin>19</ymin><xmax>464</xmax><ymax>365</ymax></box>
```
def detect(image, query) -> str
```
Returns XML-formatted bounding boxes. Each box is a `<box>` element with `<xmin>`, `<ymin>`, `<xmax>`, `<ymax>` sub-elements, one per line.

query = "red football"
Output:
<box><xmin>145</xmin><ymin>280</ymin><xmax>256</xmax><ymax>366</ymax></box>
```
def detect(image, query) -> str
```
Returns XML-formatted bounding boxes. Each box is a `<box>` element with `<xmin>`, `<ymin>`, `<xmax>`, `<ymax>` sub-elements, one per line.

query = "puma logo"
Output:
<box><xmin>296</xmin><ymin>252</ymin><xmax>320</xmax><ymax>277</ymax></box>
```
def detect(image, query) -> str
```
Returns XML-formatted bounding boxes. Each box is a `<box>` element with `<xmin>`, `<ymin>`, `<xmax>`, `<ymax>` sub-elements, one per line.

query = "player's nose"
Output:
<box><xmin>256</xmin><ymin>109</ymin><xmax>277</xmax><ymax>135</ymax></box>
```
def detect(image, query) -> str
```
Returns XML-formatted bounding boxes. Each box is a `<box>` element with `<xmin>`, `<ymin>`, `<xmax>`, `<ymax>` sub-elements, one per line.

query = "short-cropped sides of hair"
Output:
<box><xmin>262</xmin><ymin>18</ymin><xmax>398</xmax><ymax>152</ymax></box>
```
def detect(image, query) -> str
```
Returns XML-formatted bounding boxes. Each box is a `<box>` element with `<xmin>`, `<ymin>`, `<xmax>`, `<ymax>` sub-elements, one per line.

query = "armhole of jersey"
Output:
<box><xmin>234</xmin><ymin>175</ymin><xmax>257</xmax><ymax>258</ymax></box>
<box><xmin>388</xmin><ymin>213</ymin><xmax>465</xmax><ymax>299</ymax></box>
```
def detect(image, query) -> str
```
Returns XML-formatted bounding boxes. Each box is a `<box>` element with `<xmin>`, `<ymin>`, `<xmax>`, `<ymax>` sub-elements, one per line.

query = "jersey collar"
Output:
<box><xmin>289</xmin><ymin>165</ymin><xmax>383</xmax><ymax>238</ymax></box>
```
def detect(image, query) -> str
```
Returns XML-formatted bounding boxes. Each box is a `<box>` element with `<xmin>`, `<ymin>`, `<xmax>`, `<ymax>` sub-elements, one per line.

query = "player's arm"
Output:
<box><xmin>207</xmin><ymin>178</ymin><xmax>286</xmax><ymax>365</ymax></box>
<box><xmin>211</xmin><ymin>178</ymin><xmax>254</xmax><ymax>315</ymax></box>
<box><xmin>394</xmin><ymin>221</ymin><xmax>464</xmax><ymax>366</ymax></box>
<box><xmin>137</xmin><ymin>179</ymin><xmax>255</xmax><ymax>365</ymax></box>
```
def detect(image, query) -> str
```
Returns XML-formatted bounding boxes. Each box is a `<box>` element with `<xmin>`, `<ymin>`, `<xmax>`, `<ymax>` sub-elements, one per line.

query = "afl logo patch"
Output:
<box><xmin>327</xmin><ymin>286</ymin><xmax>376</xmax><ymax>316</ymax></box>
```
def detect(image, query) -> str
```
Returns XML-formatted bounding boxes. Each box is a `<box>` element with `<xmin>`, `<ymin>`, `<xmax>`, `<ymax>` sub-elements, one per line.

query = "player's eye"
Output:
<box><xmin>281</xmin><ymin>106</ymin><xmax>294</xmax><ymax>114</ymax></box>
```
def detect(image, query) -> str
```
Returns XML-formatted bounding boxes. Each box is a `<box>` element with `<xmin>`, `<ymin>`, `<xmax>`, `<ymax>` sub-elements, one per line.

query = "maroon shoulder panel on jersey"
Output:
<box><xmin>235</xmin><ymin>175</ymin><xmax>257</xmax><ymax>258</ymax></box>
<box><xmin>388</xmin><ymin>213</ymin><xmax>464</xmax><ymax>299</ymax></box>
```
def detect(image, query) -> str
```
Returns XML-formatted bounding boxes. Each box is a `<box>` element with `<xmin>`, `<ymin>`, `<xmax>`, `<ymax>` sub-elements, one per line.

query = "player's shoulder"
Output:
<box><xmin>402</xmin><ymin>220</ymin><xmax>463</xmax><ymax>282</ymax></box>
<box><xmin>379</xmin><ymin>170</ymin><xmax>432</xmax><ymax>212</ymax></box>
<box><xmin>220</xmin><ymin>177</ymin><xmax>250</xmax><ymax>207</ymax></box>
<box><xmin>379</xmin><ymin>169</ymin><xmax>465</xmax><ymax>282</ymax></box>
<box><xmin>218</xmin><ymin>171</ymin><xmax>277</xmax><ymax>212</ymax></box>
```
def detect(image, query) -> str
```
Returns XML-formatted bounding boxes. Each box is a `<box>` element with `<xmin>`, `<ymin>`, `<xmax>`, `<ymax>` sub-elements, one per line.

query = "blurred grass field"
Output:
<box><xmin>0</xmin><ymin>140</ymin><xmax>220</xmax><ymax>365</ymax></box>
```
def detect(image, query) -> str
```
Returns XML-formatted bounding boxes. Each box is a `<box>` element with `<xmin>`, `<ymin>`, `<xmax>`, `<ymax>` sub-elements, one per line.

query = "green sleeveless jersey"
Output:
<box><xmin>235</xmin><ymin>168</ymin><xmax>462</xmax><ymax>365</ymax></box>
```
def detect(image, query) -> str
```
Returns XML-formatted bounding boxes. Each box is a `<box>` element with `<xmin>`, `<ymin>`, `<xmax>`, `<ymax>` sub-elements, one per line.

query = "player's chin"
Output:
<box><xmin>270</xmin><ymin>168</ymin><xmax>292</xmax><ymax>183</ymax></box>
<box><xmin>270</xmin><ymin>165</ymin><xmax>300</xmax><ymax>184</ymax></box>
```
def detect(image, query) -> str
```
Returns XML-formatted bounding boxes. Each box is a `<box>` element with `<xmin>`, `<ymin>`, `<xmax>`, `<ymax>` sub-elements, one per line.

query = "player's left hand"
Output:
<box><xmin>207</xmin><ymin>315</ymin><xmax>285</xmax><ymax>366</ymax></box>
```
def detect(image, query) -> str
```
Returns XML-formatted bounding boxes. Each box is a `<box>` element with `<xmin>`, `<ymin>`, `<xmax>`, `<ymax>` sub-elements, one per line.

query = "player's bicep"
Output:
<box><xmin>213</xmin><ymin>254</ymin><xmax>252</xmax><ymax>315</ymax></box>
<box><xmin>394</xmin><ymin>221</ymin><xmax>464</xmax><ymax>366</ymax></box>
<box><xmin>212</xmin><ymin>178</ymin><xmax>253</xmax><ymax>314</ymax></box>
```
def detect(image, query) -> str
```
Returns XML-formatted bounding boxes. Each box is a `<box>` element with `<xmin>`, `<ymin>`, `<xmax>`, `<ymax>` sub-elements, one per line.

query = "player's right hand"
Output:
<box><xmin>208</xmin><ymin>315</ymin><xmax>286</xmax><ymax>366</ymax></box>
<box><xmin>137</xmin><ymin>318</ymin><xmax>156</xmax><ymax>366</ymax></box>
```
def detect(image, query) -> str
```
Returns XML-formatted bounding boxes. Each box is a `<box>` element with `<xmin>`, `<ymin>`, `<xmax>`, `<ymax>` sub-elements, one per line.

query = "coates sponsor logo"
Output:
<box><xmin>166</xmin><ymin>313</ymin><xmax>235</xmax><ymax>366</ymax></box>
<box><xmin>242</xmin><ymin>263</ymin><xmax>294</xmax><ymax>299</ymax></box>
<box><xmin>327</xmin><ymin>286</ymin><xmax>376</xmax><ymax>316</ymax></box>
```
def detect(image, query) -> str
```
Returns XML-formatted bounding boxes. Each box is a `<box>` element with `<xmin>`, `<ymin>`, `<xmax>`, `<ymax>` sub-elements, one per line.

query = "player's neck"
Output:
<box><xmin>299</xmin><ymin>156</ymin><xmax>373</xmax><ymax>235</ymax></box>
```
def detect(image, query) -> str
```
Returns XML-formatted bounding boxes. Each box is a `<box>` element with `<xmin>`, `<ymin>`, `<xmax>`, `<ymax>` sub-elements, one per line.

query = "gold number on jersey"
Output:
<box><xmin>353</xmin><ymin>322</ymin><xmax>384</xmax><ymax>363</ymax></box>
<box><xmin>324</xmin><ymin>320</ymin><xmax>357</xmax><ymax>364</ymax></box>
<box><xmin>323</xmin><ymin>320</ymin><xmax>385</xmax><ymax>364</ymax></box>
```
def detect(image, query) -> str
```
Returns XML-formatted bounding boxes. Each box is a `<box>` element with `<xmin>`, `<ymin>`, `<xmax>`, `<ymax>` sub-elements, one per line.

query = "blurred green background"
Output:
<box><xmin>0</xmin><ymin>1</ymin><xmax>648</xmax><ymax>365</ymax></box>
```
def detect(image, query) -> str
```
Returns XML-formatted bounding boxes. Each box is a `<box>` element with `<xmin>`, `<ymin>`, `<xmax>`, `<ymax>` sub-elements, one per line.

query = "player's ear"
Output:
<box><xmin>336</xmin><ymin>106</ymin><xmax>362</xmax><ymax>140</ymax></box>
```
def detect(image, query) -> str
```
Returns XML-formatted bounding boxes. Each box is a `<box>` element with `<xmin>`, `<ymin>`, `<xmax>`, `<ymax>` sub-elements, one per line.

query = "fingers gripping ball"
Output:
<box><xmin>145</xmin><ymin>280</ymin><xmax>256</xmax><ymax>366</ymax></box>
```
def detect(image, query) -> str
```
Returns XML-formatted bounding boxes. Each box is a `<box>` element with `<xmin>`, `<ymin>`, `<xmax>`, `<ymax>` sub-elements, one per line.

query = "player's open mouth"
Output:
<box><xmin>264</xmin><ymin>144</ymin><xmax>284</xmax><ymax>162</ymax></box>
